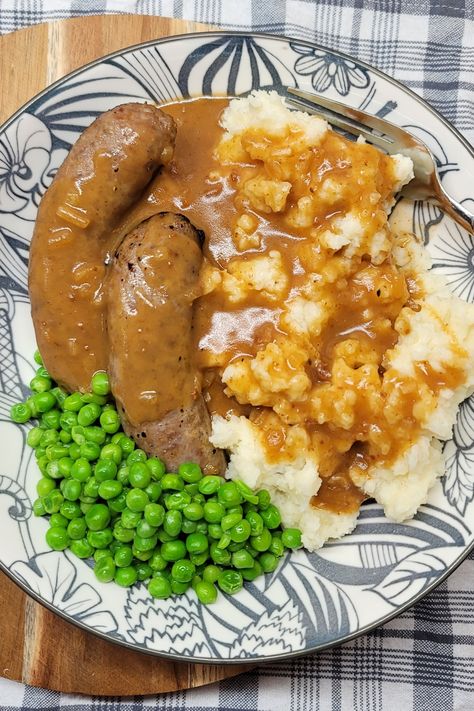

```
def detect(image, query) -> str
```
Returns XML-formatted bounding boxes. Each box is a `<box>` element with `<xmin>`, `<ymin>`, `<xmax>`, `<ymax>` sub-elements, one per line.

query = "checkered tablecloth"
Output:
<box><xmin>0</xmin><ymin>2</ymin><xmax>473</xmax><ymax>710</ymax></box>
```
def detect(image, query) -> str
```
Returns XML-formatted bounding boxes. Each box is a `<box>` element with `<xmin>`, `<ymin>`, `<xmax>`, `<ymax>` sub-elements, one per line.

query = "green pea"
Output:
<box><xmin>84</xmin><ymin>426</ymin><xmax>106</xmax><ymax>445</ymax></box>
<box><xmin>94</xmin><ymin>556</ymin><xmax>116</xmax><ymax>583</ymax></box>
<box><xmin>136</xmin><ymin>519</ymin><xmax>158</xmax><ymax>539</ymax></box>
<box><xmin>50</xmin><ymin>386</ymin><xmax>68</xmax><ymax>409</ymax></box>
<box><xmin>119</xmin><ymin>436</ymin><xmax>136</xmax><ymax>456</ymax></box>
<box><xmin>228</xmin><ymin>540</ymin><xmax>245</xmax><ymax>552</ymax></box>
<box><xmin>98</xmin><ymin>480</ymin><xmax>123</xmax><ymax>500</ymax></box>
<box><xmin>59</xmin><ymin>430</ymin><xmax>72</xmax><ymax>444</ymax></box>
<box><xmin>221</xmin><ymin>512</ymin><xmax>242</xmax><ymax>532</ymax></box>
<box><xmin>148</xmin><ymin>576</ymin><xmax>172</xmax><ymax>598</ymax></box>
<box><xmin>59</xmin><ymin>411</ymin><xmax>77</xmax><ymax>432</ymax></box>
<box><xmin>67</xmin><ymin>517</ymin><xmax>87</xmax><ymax>540</ymax></box>
<box><xmin>136</xmin><ymin>562</ymin><xmax>152</xmax><ymax>582</ymax></box>
<box><xmin>202</xmin><ymin>564</ymin><xmax>221</xmax><ymax>584</ymax></box>
<box><xmin>203</xmin><ymin>501</ymin><xmax>225</xmax><ymax>523</ymax></box>
<box><xmin>41</xmin><ymin>409</ymin><xmax>61</xmax><ymax>430</ymax></box>
<box><xmin>46</xmin><ymin>526</ymin><xmax>70</xmax><ymax>551</ymax></box>
<box><xmin>269</xmin><ymin>536</ymin><xmax>285</xmax><ymax>557</ymax></box>
<box><xmin>100</xmin><ymin>443</ymin><xmax>122</xmax><ymax>464</ymax></box>
<box><xmin>241</xmin><ymin>560</ymin><xmax>263</xmax><ymax>581</ymax></box>
<box><xmin>127</xmin><ymin>449</ymin><xmax>147</xmax><ymax>465</ymax></box>
<box><xmin>231</xmin><ymin>549</ymin><xmax>255</xmax><ymax>569</ymax></box>
<box><xmin>50</xmin><ymin>512</ymin><xmax>68</xmax><ymax>528</ymax></box>
<box><xmin>181</xmin><ymin>518</ymin><xmax>197</xmax><ymax>534</ymax></box>
<box><xmin>128</xmin><ymin>462</ymin><xmax>151</xmax><ymax>489</ymax></box>
<box><xmin>99</xmin><ymin>409</ymin><xmax>121</xmax><ymax>434</ymax></box>
<box><xmin>144</xmin><ymin>482</ymin><xmax>161</xmax><ymax>502</ymax></box>
<box><xmin>246</xmin><ymin>511</ymin><xmax>264</xmax><ymax>536</ymax></box>
<box><xmin>33</xmin><ymin>497</ymin><xmax>46</xmax><ymax>516</ymax></box>
<box><xmin>144</xmin><ymin>503</ymin><xmax>165</xmax><ymax>528</ymax></box>
<box><xmin>113</xmin><ymin>545</ymin><xmax>133</xmax><ymax>567</ymax></box>
<box><xmin>71</xmin><ymin>425</ymin><xmax>86</xmax><ymax>446</ymax></box>
<box><xmin>217</xmin><ymin>533</ymin><xmax>231</xmax><ymax>549</ymax></box>
<box><xmin>94</xmin><ymin>458</ymin><xmax>117</xmax><ymax>482</ymax></box>
<box><xmin>259</xmin><ymin>552</ymin><xmax>279</xmax><ymax>573</ymax></box>
<box><xmin>43</xmin><ymin>490</ymin><xmax>64</xmax><ymax>513</ymax></box>
<box><xmin>126</xmin><ymin>488</ymin><xmax>149</xmax><ymax>512</ymax></box>
<box><xmin>281</xmin><ymin>528</ymin><xmax>303</xmax><ymax>549</ymax></box>
<box><xmin>171</xmin><ymin>579</ymin><xmax>190</xmax><ymax>595</ymax></box>
<box><xmin>161</xmin><ymin>540</ymin><xmax>186</xmax><ymax>562</ymax></box>
<box><xmin>161</xmin><ymin>474</ymin><xmax>184</xmax><ymax>491</ymax></box>
<box><xmin>63</xmin><ymin>393</ymin><xmax>83</xmax><ymax>412</ymax></box>
<box><xmin>61</xmin><ymin>479</ymin><xmax>82</xmax><ymax>501</ymax></box>
<box><xmin>171</xmin><ymin>558</ymin><xmax>195</xmax><ymax>583</ymax></box>
<box><xmin>70</xmin><ymin>537</ymin><xmax>94</xmax><ymax>558</ymax></box>
<box><xmin>37</xmin><ymin>477</ymin><xmax>56</xmax><ymax>497</ymax></box>
<box><xmin>91</xmin><ymin>371</ymin><xmax>110</xmax><ymax>396</ymax></box>
<box><xmin>85</xmin><ymin>503</ymin><xmax>111</xmax><ymax>531</ymax></box>
<box><xmin>195</xmin><ymin>580</ymin><xmax>217</xmax><ymax>605</ymax></box>
<box><xmin>27</xmin><ymin>427</ymin><xmax>43</xmax><ymax>448</ymax></box>
<box><xmin>41</xmin><ymin>429</ymin><xmax>60</xmax><ymax>447</ymax></box>
<box><xmin>79</xmin><ymin>441</ymin><xmax>101</xmax><ymax>461</ymax></box>
<box><xmin>165</xmin><ymin>491</ymin><xmax>191</xmax><ymax>510</ymax></box>
<box><xmin>115</xmin><ymin>566</ymin><xmax>137</xmax><ymax>587</ymax></box>
<box><xmin>77</xmin><ymin>403</ymin><xmax>101</xmax><ymax>427</ymax></box>
<box><xmin>184</xmin><ymin>483</ymin><xmax>200</xmax><ymax>497</ymax></box>
<box><xmin>195</xmin><ymin>522</ymin><xmax>208</xmax><ymax>535</ymax></box>
<box><xmin>178</xmin><ymin>462</ymin><xmax>203</xmax><ymax>483</ymax></box>
<box><xmin>218</xmin><ymin>481</ymin><xmax>242</xmax><ymax>508</ymax></box>
<box><xmin>235</xmin><ymin>479</ymin><xmax>259</xmax><ymax>504</ymax></box>
<box><xmin>94</xmin><ymin>548</ymin><xmax>111</xmax><ymax>562</ymax></box>
<box><xmin>149</xmin><ymin>551</ymin><xmax>168</xmax><ymax>572</ymax></box>
<box><xmin>70</xmin><ymin>458</ymin><xmax>91</xmax><ymax>482</ymax></box>
<box><xmin>198</xmin><ymin>475</ymin><xmax>222</xmax><ymax>495</ymax></box>
<box><xmin>157</xmin><ymin>529</ymin><xmax>176</xmax><ymax>543</ymax></box>
<box><xmin>121</xmin><ymin>508</ymin><xmax>142</xmax><ymax>529</ymax></box>
<box><xmin>116</xmin><ymin>466</ymin><xmax>129</xmax><ymax>486</ymax></box>
<box><xmin>80</xmin><ymin>501</ymin><xmax>94</xmax><ymax>515</ymax></box>
<box><xmin>113</xmin><ymin>522</ymin><xmax>134</xmax><ymax>543</ymax></box>
<box><xmin>208</xmin><ymin>524</ymin><xmax>223</xmax><ymax>540</ymax></box>
<box><xmin>108</xmin><ymin>491</ymin><xmax>128</xmax><ymax>513</ymax></box>
<box><xmin>190</xmin><ymin>551</ymin><xmax>209</xmax><ymax>566</ymax></box>
<box><xmin>60</xmin><ymin>501</ymin><xmax>82</xmax><ymax>520</ymax></box>
<box><xmin>46</xmin><ymin>444</ymin><xmax>68</xmax><ymax>462</ymax></box>
<box><xmin>33</xmin><ymin>349</ymin><xmax>43</xmax><ymax>365</ymax></box>
<box><xmin>30</xmin><ymin>376</ymin><xmax>53</xmax><ymax>394</ymax></box>
<box><xmin>133</xmin><ymin>533</ymin><xmax>158</xmax><ymax>552</ymax></box>
<box><xmin>82</xmin><ymin>477</ymin><xmax>99</xmax><ymax>499</ymax></box>
<box><xmin>35</xmin><ymin>447</ymin><xmax>47</xmax><ymax>461</ymax></box>
<box><xmin>58</xmin><ymin>457</ymin><xmax>73</xmax><ymax>477</ymax></box>
<box><xmin>86</xmin><ymin>527</ymin><xmax>112</xmax><ymax>549</ymax></box>
<box><xmin>217</xmin><ymin>569</ymin><xmax>243</xmax><ymax>595</ymax></box>
<box><xmin>183</xmin><ymin>502</ymin><xmax>204</xmax><ymax>521</ymax></box>
<box><xmin>230</xmin><ymin>519</ymin><xmax>251</xmax><ymax>543</ymax></box>
<box><xmin>68</xmin><ymin>442</ymin><xmax>81</xmax><ymax>460</ymax></box>
<box><xmin>260</xmin><ymin>504</ymin><xmax>281</xmax><ymax>530</ymax></box>
<box><xmin>250</xmin><ymin>528</ymin><xmax>272</xmax><ymax>552</ymax></box>
<box><xmin>257</xmin><ymin>490</ymin><xmax>271</xmax><ymax>510</ymax></box>
<box><xmin>185</xmin><ymin>532</ymin><xmax>208</xmax><ymax>555</ymax></box>
<box><xmin>37</xmin><ymin>455</ymin><xmax>49</xmax><ymax>475</ymax></box>
<box><xmin>210</xmin><ymin>542</ymin><xmax>231</xmax><ymax>565</ymax></box>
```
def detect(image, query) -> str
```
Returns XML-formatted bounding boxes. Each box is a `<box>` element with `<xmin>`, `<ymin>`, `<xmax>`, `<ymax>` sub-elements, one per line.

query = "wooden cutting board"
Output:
<box><xmin>0</xmin><ymin>14</ymin><xmax>252</xmax><ymax>695</ymax></box>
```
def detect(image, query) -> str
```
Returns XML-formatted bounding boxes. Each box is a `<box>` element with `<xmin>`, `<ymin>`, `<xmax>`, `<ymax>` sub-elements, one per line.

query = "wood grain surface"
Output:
<box><xmin>0</xmin><ymin>14</ymin><xmax>252</xmax><ymax>696</ymax></box>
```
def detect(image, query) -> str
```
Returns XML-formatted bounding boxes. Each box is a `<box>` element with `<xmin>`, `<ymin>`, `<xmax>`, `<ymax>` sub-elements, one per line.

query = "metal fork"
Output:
<box><xmin>286</xmin><ymin>87</ymin><xmax>474</xmax><ymax>235</ymax></box>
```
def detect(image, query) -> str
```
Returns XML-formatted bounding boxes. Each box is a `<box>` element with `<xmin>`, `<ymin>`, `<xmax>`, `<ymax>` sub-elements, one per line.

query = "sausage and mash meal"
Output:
<box><xmin>28</xmin><ymin>90</ymin><xmax>474</xmax><ymax>552</ymax></box>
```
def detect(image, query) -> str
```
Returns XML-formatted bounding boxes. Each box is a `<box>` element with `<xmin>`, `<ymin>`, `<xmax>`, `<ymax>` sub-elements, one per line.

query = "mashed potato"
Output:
<box><xmin>198</xmin><ymin>91</ymin><xmax>474</xmax><ymax>550</ymax></box>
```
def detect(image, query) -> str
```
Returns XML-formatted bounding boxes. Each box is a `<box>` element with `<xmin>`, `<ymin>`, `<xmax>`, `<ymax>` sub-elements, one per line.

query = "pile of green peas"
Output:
<box><xmin>10</xmin><ymin>351</ymin><xmax>303</xmax><ymax>604</ymax></box>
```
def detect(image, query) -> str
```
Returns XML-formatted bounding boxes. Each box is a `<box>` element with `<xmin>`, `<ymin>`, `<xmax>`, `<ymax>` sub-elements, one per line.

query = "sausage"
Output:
<box><xmin>107</xmin><ymin>212</ymin><xmax>225</xmax><ymax>475</ymax></box>
<box><xmin>29</xmin><ymin>103</ymin><xmax>176</xmax><ymax>393</ymax></box>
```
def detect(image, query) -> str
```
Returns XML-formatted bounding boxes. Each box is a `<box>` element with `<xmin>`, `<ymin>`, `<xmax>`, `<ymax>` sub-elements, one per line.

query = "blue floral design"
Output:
<box><xmin>291</xmin><ymin>43</ymin><xmax>370</xmax><ymax>96</ymax></box>
<box><xmin>430</xmin><ymin>222</ymin><xmax>474</xmax><ymax>301</ymax></box>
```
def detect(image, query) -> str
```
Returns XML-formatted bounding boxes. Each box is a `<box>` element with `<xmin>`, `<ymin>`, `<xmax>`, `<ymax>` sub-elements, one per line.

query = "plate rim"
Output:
<box><xmin>1</xmin><ymin>28</ymin><xmax>473</xmax><ymax>666</ymax></box>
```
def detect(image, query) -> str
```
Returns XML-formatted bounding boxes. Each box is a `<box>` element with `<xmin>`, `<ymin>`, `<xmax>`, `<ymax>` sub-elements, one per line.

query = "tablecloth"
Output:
<box><xmin>0</xmin><ymin>1</ymin><xmax>473</xmax><ymax>710</ymax></box>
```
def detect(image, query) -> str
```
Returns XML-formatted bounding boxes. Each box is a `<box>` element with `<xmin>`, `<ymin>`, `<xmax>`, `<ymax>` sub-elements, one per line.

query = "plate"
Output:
<box><xmin>1</xmin><ymin>31</ymin><xmax>474</xmax><ymax>663</ymax></box>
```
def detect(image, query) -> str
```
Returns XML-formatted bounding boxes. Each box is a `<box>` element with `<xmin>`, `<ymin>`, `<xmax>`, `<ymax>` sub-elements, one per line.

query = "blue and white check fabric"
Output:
<box><xmin>0</xmin><ymin>2</ymin><xmax>473</xmax><ymax>710</ymax></box>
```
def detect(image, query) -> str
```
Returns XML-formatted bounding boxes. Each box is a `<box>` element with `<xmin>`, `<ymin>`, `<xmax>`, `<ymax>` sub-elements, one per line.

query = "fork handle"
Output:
<box><xmin>435</xmin><ymin>189</ymin><xmax>474</xmax><ymax>235</ymax></box>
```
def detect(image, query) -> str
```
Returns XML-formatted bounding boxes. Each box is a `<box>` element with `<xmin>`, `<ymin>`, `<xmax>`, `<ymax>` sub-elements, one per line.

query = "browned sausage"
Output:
<box><xmin>107</xmin><ymin>212</ymin><xmax>225</xmax><ymax>475</ymax></box>
<box><xmin>29</xmin><ymin>103</ymin><xmax>176</xmax><ymax>393</ymax></box>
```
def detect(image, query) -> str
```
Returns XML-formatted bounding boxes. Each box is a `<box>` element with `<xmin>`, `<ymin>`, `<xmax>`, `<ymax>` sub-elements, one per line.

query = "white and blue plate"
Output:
<box><xmin>1</xmin><ymin>32</ymin><xmax>473</xmax><ymax>663</ymax></box>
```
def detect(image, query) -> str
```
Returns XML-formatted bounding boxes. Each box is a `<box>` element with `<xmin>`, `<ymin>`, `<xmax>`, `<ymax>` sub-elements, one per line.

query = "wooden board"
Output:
<box><xmin>0</xmin><ymin>14</ymin><xmax>252</xmax><ymax>695</ymax></box>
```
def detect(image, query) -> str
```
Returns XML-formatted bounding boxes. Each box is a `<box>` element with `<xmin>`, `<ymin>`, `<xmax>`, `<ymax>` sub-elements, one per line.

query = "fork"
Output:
<box><xmin>285</xmin><ymin>87</ymin><xmax>474</xmax><ymax>235</ymax></box>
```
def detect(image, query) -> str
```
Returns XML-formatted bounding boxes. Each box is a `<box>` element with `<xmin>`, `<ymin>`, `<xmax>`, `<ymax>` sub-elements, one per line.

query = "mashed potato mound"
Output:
<box><xmin>197</xmin><ymin>90</ymin><xmax>474</xmax><ymax>550</ymax></box>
